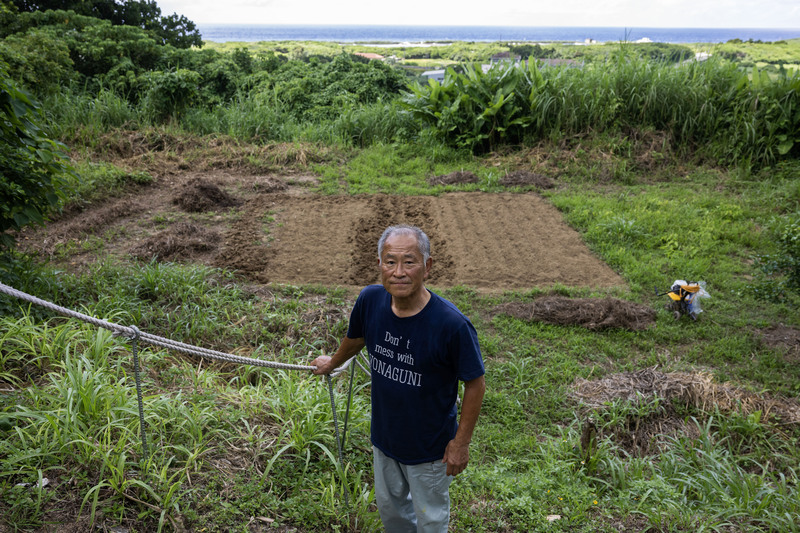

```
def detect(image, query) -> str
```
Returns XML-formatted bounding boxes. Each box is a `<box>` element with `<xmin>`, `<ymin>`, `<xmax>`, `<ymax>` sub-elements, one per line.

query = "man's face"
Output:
<box><xmin>379</xmin><ymin>233</ymin><xmax>432</xmax><ymax>300</ymax></box>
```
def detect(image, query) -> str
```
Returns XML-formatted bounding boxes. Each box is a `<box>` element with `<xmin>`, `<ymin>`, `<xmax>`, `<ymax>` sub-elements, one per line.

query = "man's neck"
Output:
<box><xmin>391</xmin><ymin>288</ymin><xmax>431</xmax><ymax>318</ymax></box>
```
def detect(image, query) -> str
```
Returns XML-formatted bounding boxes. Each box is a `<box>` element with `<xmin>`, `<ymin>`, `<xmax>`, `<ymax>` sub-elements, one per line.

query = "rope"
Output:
<box><xmin>0</xmin><ymin>282</ymin><xmax>334</xmax><ymax>373</ymax></box>
<box><xmin>342</xmin><ymin>361</ymin><xmax>357</xmax><ymax>451</ymax></box>
<box><xmin>0</xmin><ymin>281</ymin><xmax>364</xmax><ymax>502</ymax></box>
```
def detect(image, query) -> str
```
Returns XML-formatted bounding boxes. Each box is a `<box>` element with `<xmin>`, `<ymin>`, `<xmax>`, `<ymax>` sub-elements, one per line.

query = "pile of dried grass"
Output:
<box><xmin>573</xmin><ymin>367</ymin><xmax>800</xmax><ymax>424</ymax></box>
<box><xmin>499</xmin><ymin>170</ymin><xmax>554</xmax><ymax>188</ymax></box>
<box><xmin>571</xmin><ymin>367</ymin><xmax>800</xmax><ymax>455</ymax></box>
<box><xmin>495</xmin><ymin>296</ymin><xmax>656</xmax><ymax>331</ymax></box>
<box><xmin>427</xmin><ymin>171</ymin><xmax>479</xmax><ymax>186</ymax></box>
<box><xmin>130</xmin><ymin>222</ymin><xmax>220</xmax><ymax>262</ymax></box>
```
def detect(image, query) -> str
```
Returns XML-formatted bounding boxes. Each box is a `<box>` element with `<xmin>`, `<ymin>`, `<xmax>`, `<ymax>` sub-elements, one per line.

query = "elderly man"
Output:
<box><xmin>312</xmin><ymin>224</ymin><xmax>486</xmax><ymax>533</ymax></box>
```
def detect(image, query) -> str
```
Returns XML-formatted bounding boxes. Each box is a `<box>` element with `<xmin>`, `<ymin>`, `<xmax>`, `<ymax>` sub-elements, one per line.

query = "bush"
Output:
<box><xmin>0</xmin><ymin>64</ymin><xmax>75</xmax><ymax>250</ymax></box>
<box><xmin>0</xmin><ymin>28</ymin><xmax>74</xmax><ymax>94</ymax></box>
<box><xmin>2</xmin><ymin>10</ymin><xmax>167</xmax><ymax>79</ymax></box>
<box><xmin>7</xmin><ymin>0</ymin><xmax>201</xmax><ymax>49</ymax></box>
<box><xmin>140</xmin><ymin>68</ymin><xmax>201</xmax><ymax>121</ymax></box>
<box><xmin>257</xmin><ymin>54</ymin><xmax>409</xmax><ymax>122</ymax></box>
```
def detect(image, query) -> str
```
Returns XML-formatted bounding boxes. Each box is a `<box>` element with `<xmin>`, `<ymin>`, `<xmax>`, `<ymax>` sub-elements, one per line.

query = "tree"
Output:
<box><xmin>7</xmin><ymin>0</ymin><xmax>201</xmax><ymax>48</ymax></box>
<box><xmin>0</xmin><ymin>27</ymin><xmax>75</xmax><ymax>93</ymax></box>
<box><xmin>0</xmin><ymin>63</ymin><xmax>75</xmax><ymax>249</ymax></box>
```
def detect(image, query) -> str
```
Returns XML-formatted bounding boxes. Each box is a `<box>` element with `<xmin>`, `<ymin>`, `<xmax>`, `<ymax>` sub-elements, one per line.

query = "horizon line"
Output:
<box><xmin>195</xmin><ymin>22</ymin><xmax>800</xmax><ymax>31</ymax></box>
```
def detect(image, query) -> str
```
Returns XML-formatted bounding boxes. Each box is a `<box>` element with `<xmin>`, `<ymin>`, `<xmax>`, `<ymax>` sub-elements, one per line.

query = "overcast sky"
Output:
<box><xmin>156</xmin><ymin>0</ymin><xmax>800</xmax><ymax>28</ymax></box>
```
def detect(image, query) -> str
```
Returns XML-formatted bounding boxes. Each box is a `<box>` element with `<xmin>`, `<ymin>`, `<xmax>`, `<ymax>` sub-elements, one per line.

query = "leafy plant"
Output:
<box><xmin>140</xmin><ymin>68</ymin><xmax>201</xmax><ymax>121</ymax></box>
<box><xmin>0</xmin><ymin>64</ymin><xmax>75</xmax><ymax>250</ymax></box>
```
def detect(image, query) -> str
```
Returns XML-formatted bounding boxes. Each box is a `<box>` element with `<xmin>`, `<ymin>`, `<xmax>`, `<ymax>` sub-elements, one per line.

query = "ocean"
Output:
<box><xmin>198</xmin><ymin>24</ymin><xmax>800</xmax><ymax>44</ymax></box>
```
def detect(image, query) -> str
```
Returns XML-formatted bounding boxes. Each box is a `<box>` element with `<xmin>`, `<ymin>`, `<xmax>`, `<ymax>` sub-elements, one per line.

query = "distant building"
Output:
<box><xmin>421</xmin><ymin>69</ymin><xmax>446</xmax><ymax>83</ymax></box>
<box><xmin>681</xmin><ymin>52</ymin><xmax>711</xmax><ymax>65</ymax></box>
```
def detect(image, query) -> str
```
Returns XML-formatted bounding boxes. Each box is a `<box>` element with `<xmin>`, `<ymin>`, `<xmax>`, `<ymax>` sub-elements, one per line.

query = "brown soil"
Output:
<box><xmin>22</xmin><ymin>171</ymin><xmax>625</xmax><ymax>292</ymax></box>
<box><xmin>173</xmin><ymin>178</ymin><xmax>242</xmax><ymax>212</ymax></box>
<box><xmin>130</xmin><ymin>222</ymin><xmax>221</xmax><ymax>262</ymax></box>
<box><xmin>494</xmin><ymin>296</ymin><xmax>656</xmax><ymax>331</ymax></box>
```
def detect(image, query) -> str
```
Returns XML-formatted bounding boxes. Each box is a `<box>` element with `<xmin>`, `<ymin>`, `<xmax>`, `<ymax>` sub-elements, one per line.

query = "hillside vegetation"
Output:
<box><xmin>2</xmin><ymin>3</ymin><xmax>800</xmax><ymax>532</ymax></box>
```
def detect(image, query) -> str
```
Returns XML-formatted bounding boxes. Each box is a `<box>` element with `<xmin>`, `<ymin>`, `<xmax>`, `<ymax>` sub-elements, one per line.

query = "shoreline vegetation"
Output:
<box><xmin>2</xmin><ymin>4</ymin><xmax>800</xmax><ymax>532</ymax></box>
<box><xmin>203</xmin><ymin>36</ymin><xmax>800</xmax><ymax>73</ymax></box>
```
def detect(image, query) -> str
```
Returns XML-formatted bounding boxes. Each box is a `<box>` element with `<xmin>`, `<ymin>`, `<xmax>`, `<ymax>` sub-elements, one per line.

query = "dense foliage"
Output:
<box><xmin>0</xmin><ymin>65</ymin><xmax>74</xmax><ymax>250</ymax></box>
<box><xmin>756</xmin><ymin>212</ymin><xmax>800</xmax><ymax>301</ymax></box>
<box><xmin>402</xmin><ymin>50</ymin><xmax>800</xmax><ymax>164</ymax></box>
<box><xmin>3</xmin><ymin>0</ymin><xmax>201</xmax><ymax>48</ymax></box>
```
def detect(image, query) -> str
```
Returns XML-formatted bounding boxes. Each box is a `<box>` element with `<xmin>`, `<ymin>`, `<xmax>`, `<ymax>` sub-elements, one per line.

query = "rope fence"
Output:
<box><xmin>0</xmin><ymin>281</ymin><xmax>370</xmax><ymax>508</ymax></box>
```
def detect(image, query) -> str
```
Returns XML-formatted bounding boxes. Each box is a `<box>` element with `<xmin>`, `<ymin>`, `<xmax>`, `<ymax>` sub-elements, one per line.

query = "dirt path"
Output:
<box><xmin>23</xmin><ymin>173</ymin><xmax>625</xmax><ymax>292</ymax></box>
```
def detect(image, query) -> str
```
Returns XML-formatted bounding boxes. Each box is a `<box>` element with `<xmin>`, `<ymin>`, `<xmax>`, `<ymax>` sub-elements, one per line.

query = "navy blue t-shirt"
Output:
<box><xmin>347</xmin><ymin>284</ymin><xmax>485</xmax><ymax>465</ymax></box>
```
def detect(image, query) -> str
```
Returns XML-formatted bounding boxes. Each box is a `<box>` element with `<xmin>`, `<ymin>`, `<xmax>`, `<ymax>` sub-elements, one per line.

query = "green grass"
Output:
<box><xmin>314</xmin><ymin>141</ymin><xmax>481</xmax><ymax>194</ymax></box>
<box><xmin>3</xmin><ymin>96</ymin><xmax>800</xmax><ymax>531</ymax></box>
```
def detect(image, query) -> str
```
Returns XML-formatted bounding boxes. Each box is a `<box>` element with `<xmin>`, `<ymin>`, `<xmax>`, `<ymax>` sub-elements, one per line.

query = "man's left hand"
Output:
<box><xmin>442</xmin><ymin>439</ymin><xmax>469</xmax><ymax>477</ymax></box>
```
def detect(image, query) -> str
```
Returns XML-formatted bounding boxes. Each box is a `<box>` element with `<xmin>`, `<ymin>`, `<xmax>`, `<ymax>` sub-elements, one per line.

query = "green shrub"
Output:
<box><xmin>0</xmin><ymin>28</ymin><xmax>74</xmax><ymax>95</ymax></box>
<box><xmin>401</xmin><ymin>50</ymin><xmax>800</xmax><ymax>165</ymax></box>
<box><xmin>255</xmin><ymin>54</ymin><xmax>409</xmax><ymax>122</ymax></box>
<box><xmin>0</xmin><ymin>64</ymin><xmax>75</xmax><ymax>250</ymax></box>
<box><xmin>140</xmin><ymin>68</ymin><xmax>201</xmax><ymax>121</ymax></box>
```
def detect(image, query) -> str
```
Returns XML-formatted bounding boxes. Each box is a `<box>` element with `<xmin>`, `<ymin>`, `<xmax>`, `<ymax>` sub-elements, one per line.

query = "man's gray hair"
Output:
<box><xmin>377</xmin><ymin>225</ymin><xmax>431</xmax><ymax>263</ymax></box>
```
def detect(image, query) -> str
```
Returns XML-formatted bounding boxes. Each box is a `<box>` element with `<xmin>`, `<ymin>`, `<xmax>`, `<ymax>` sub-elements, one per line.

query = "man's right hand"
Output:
<box><xmin>311</xmin><ymin>337</ymin><xmax>365</xmax><ymax>376</ymax></box>
<box><xmin>311</xmin><ymin>355</ymin><xmax>333</xmax><ymax>375</ymax></box>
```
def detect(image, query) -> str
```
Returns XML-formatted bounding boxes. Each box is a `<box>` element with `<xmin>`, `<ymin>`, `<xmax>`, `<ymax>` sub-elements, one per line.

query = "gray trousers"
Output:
<box><xmin>372</xmin><ymin>446</ymin><xmax>453</xmax><ymax>533</ymax></box>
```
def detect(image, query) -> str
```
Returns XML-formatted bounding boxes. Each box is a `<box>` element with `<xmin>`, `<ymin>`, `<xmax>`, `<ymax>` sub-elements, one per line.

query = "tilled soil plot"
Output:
<box><xmin>218</xmin><ymin>192</ymin><xmax>624</xmax><ymax>290</ymax></box>
<box><xmin>21</xmin><ymin>173</ymin><xmax>625</xmax><ymax>292</ymax></box>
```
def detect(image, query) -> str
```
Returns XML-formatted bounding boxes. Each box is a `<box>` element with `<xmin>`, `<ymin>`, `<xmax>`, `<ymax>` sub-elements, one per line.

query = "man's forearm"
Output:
<box><xmin>325</xmin><ymin>336</ymin><xmax>366</xmax><ymax>370</ymax></box>
<box><xmin>334</xmin><ymin>336</ymin><xmax>365</xmax><ymax>364</ymax></box>
<box><xmin>454</xmin><ymin>375</ymin><xmax>486</xmax><ymax>446</ymax></box>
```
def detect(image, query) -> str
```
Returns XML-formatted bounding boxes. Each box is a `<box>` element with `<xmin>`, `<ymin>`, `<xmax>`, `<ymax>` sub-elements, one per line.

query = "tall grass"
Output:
<box><xmin>0</xmin><ymin>264</ymin><xmax>373</xmax><ymax>530</ymax></box>
<box><xmin>45</xmin><ymin>88</ymin><xmax>139</xmax><ymax>140</ymax></box>
<box><xmin>39</xmin><ymin>46</ymin><xmax>800</xmax><ymax>166</ymax></box>
<box><xmin>3</xmin><ymin>229</ymin><xmax>799</xmax><ymax>531</ymax></box>
<box><xmin>44</xmin><ymin>84</ymin><xmax>409</xmax><ymax>150</ymax></box>
<box><xmin>403</xmin><ymin>50</ymin><xmax>800</xmax><ymax>165</ymax></box>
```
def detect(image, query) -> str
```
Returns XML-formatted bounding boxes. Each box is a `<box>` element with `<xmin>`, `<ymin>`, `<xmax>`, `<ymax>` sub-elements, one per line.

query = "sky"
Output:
<box><xmin>156</xmin><ymin>0</ymin><xmax>800</xmax><ymax>28</ymax></box>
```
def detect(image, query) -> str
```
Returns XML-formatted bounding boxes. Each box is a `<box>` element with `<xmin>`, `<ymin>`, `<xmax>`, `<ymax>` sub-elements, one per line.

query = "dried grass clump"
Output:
<box><xmin>428</xmin><ymin>171</ymin><xmax>479</xmax><ymax>186</ymax></box>
<box><xmin>571</xmin><ymin>367</ymin><xmax>800</xmax><ymax>455</ymax></box>
<box><xmin>499</xmin><ymin>170</ymin><xmax>554</xmax><ymax>189</ymax></box>
<box><xmin>173</xmin><ymin>179</ymin><xmax>242</xmax><ymax>213</ymax></box>
<box><xmin>495</xmin><ymin>297</ymin><xmax>656</xmax><ymax>331</ymax></box>
<box><xmin>130</xmin><ymin>222</ymin><xmax>220</xmax><ymax>262</ymax></box>
<box><xmin>573</xmin><ymin>367</ymin><xmax>800</xmax><ymax>424</ymax></box>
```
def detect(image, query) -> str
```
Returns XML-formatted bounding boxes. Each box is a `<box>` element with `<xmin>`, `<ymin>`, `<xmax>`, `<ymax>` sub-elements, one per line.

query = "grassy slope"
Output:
<box><xmin>2</xmin><ymin>136</ymin><xmax>799</xmax><ymax>532</ymax></box>
<box><xmin>2</xmin><ymin>37</ymin><xmax>800</xmax><ymax>533</ymax></box>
